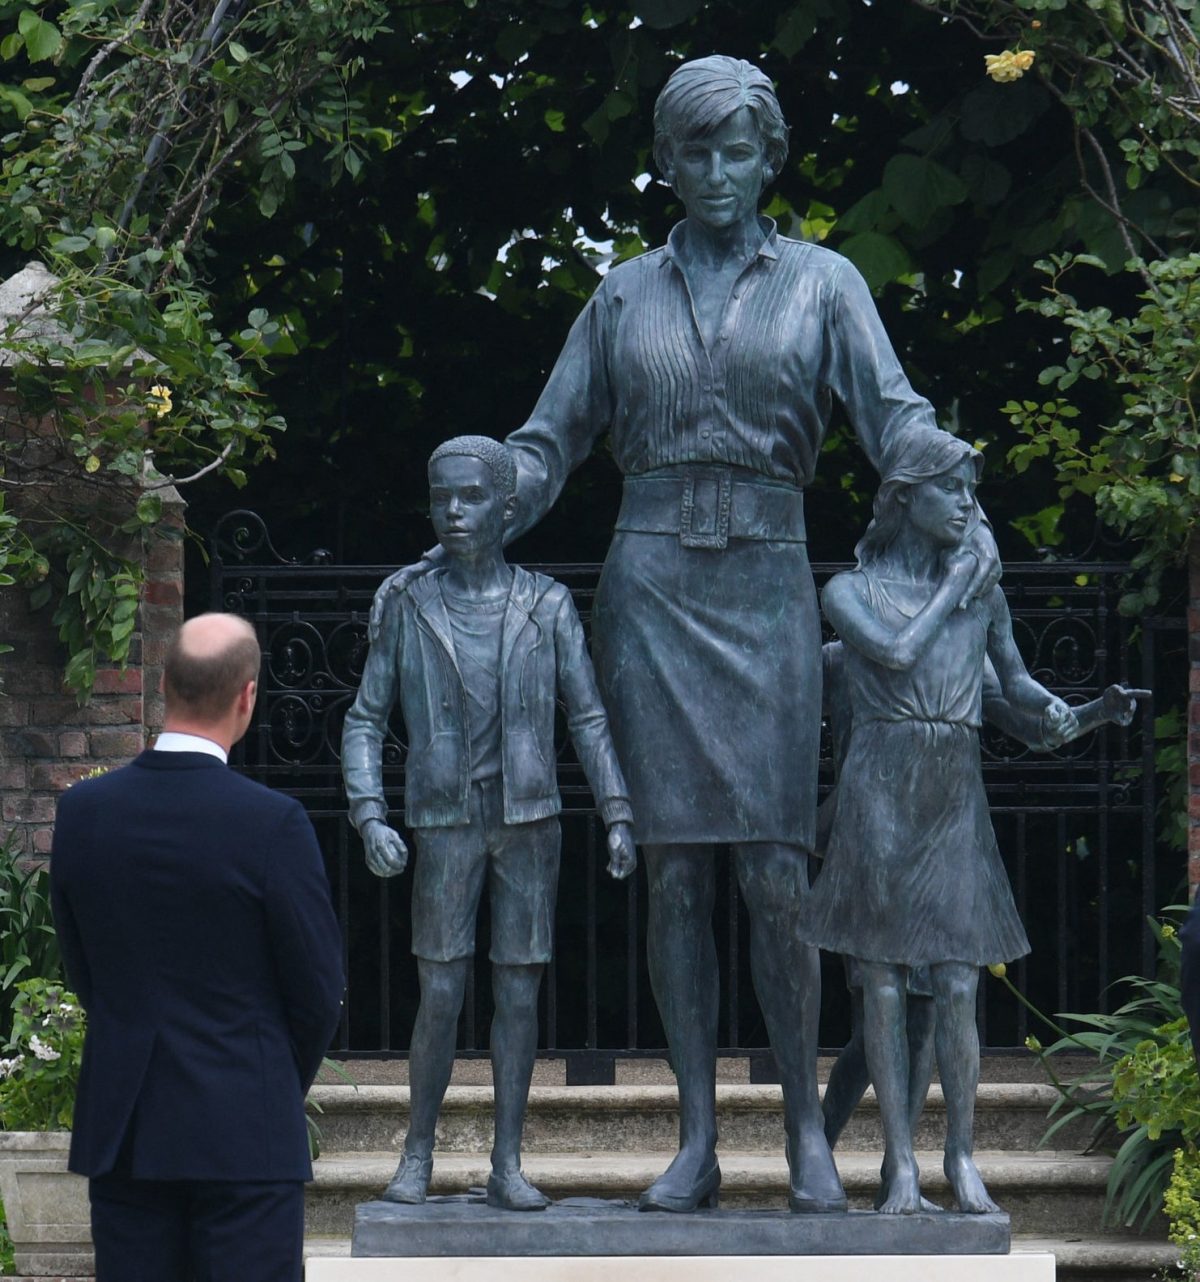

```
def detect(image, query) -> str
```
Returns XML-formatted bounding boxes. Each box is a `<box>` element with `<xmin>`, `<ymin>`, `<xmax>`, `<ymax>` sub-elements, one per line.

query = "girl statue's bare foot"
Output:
<box><xmin>876</xmin><ymin>1157</ymin><xmax>923</xmax><ymax>1214</ymax></box>
<box><xmin>944</xmin><ymin>1152</ymin><xmax>1000</xmax><ymax>1214</ymax></box>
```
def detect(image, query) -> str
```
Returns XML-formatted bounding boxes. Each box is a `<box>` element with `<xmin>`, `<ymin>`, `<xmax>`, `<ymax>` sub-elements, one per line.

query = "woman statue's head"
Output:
<box><xmin>653</xmin><ymin>56</ymin><xmax>790</xmax><ymax>189</ymax></box>
<box><xmin>855</xmin><ymin>430</ymin><xmax>983</xmax><ymax>566</ymax></box>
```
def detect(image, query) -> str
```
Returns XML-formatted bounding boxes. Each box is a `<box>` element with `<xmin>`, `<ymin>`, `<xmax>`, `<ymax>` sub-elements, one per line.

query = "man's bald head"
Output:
<box><xmin>164</xmin><ymin>613</ymin><xmax>261</xmax><ymax>723</ymax></box>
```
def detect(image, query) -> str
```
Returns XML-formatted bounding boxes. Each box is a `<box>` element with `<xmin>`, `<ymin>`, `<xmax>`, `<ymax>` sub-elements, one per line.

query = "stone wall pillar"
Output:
<box><xmin>0</xmin><ymin>486</ymin><xmax>185</xmax><ymax>859</ymax></box>
<box><xmin>1190</xmin><ymin>531</ymin><xmax>1200</xmax><ymax>896</ymax></box>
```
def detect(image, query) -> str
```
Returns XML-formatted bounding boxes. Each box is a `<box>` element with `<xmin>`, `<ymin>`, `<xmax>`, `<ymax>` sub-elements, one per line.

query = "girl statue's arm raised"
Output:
<box><xmin>821</xmin><ymin>550</ymin><xmax>977</xmax><ymax>672</ymax></box>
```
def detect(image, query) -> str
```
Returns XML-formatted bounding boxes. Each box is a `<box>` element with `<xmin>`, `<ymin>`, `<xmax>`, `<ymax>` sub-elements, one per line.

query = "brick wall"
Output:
<box><xmin>1191</xmin><ymin>531</ymin><xmax>1200</xmax><ymax>895</ymax></box>
<box><xmin>0</xmin><ymin>486</ymin><xmax>185</xmax><ymax>859</ymax></box>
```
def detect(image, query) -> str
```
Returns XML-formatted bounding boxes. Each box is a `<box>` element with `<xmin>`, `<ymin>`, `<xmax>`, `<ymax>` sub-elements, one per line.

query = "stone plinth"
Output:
<box><xmin>351</xmin><ymin>1197</ymin><xmax>1010</xmax><ymax>1258</ymax></box>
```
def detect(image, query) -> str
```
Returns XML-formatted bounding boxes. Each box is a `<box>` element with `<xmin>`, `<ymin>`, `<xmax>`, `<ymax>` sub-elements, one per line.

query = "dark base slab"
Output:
<box><xmin>352</xmin><ymin>1196</ymin><xmax>1011</xmax><ymax>1258</ymax></box>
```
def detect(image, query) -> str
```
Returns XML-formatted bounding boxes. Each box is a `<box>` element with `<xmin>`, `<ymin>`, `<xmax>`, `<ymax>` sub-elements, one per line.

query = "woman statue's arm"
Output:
<box><xmin>825</xmin><ymin>259</ymin><xmax>1001</xmax><ymax>601</ymax></box>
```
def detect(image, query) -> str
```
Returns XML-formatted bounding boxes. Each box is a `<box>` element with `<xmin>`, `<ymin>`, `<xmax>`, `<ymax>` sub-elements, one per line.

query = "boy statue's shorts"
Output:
<box><xmin>411</xmin><ymin>777</ymin><xmax>561</xmax><ymax>965</ymax></box>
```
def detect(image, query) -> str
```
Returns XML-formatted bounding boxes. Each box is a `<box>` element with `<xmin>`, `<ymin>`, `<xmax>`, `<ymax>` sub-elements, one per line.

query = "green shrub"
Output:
<box><xmin>1000</xmin><ymin>910</ymin><xmax>1197</xmax><ymax>1230</ymax></box>
<box><xmin>0</xmin><ymin>832</ymin><xmax>61</xmax><ymax>1043</ymax></box>
<box><xmin>1165</xmin><ymin>1147</ymin><xmax>1200</xmax><ymax>1278</ymax></box>
<box><xmin>0</xmin><ymin>979</ymin><xmax>84</xmax><ymax>1132</ymax></box>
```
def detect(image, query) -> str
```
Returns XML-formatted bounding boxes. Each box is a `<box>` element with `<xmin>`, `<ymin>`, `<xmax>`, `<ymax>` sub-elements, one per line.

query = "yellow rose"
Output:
<box><xmin>985</xmin><ymin>50</ymin><xmax>1035</xmax><ymax>83</ymax></box>
<box><xmin>148</xmin><ymin>384</ymin><xmax>173</xmax><ymax>418</ymax></box>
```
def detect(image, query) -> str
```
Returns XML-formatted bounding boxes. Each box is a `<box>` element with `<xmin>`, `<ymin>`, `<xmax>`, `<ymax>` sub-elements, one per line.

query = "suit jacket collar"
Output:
<box><xmin>132</xmin><ymin>750</ymin><xmax>227</xmax><ymax>771</ymax></box>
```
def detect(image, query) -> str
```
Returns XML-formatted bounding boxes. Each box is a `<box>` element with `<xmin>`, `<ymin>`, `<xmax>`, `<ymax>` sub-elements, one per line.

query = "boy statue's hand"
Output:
<box><xmin>606</xmin><ymin>822</ymin><xmax>637</xmax><ymax>881</ymax></box>
<box><xmin>362</xmin><ymin>819</ymin><xmax>409</xmax><ymax>877</ymax></box>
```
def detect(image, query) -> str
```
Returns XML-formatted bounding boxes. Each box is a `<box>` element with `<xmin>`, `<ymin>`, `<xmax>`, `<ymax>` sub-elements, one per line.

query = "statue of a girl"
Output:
<box><xmin>801</xmin><ymin>429</ymin><xmax>1064</xmax><ymax>1216</ymax></box>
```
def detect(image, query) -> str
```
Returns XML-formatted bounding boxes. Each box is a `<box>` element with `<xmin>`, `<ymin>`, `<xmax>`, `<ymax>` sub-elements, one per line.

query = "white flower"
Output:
<box><xmin>28</xmin><ymin>1034</ymin><xmax>61</xmax><ymax>1062</ymax></box>
<box><xmin>60</xmin><ymin>1003</ymin><xmax>74</xmax><ymax>1013</ymax></box>
<box><xmin>0</xmin><ymin>1055</ymin><xmax>23</xmax><ymax>1079</ymax></box>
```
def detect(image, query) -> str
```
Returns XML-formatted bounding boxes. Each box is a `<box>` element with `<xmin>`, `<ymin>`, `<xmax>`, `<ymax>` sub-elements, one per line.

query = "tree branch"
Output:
<box><xmin>149</xmin><ymin>437</ymin><xmax>235</xmax><ymax>488</ymax></box>
<box><xmin>73</xmin><ymin>0</ymin><xmax>156</xmax><ymax>104</ymax></box>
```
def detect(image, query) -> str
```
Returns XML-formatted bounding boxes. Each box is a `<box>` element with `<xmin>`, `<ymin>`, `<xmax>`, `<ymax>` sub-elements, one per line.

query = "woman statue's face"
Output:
<box><xmin>666</xmin><ymin>105</ymin><xmax>766</xmax><ymax>231</ymax></box>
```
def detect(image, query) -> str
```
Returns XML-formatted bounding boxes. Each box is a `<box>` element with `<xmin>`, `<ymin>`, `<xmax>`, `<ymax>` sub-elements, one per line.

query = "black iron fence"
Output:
<box><xmin>211</xmin><ymin>509</ymin><xmax>1184</xmax><ymax>1076</ymax></box>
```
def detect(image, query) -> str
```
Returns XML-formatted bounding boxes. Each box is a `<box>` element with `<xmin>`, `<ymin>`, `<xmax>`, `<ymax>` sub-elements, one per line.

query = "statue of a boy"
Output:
<box><xmin>342</xmin><ymin>435</ymin><xmax>636</xmax><ymax>1211</ymax></box>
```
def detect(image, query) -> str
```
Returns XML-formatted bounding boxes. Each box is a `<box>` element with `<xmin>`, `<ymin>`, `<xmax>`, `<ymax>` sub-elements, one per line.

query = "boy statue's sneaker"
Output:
<box><xmin>381</xmin><ymin>1152</ymin><xmax>433</xmax><ymax>1204</ymax></box>
<box><xmin>486</xmin><ymin>1167</ymin><xmax>550</xmax><ymax>1212</ymax></box>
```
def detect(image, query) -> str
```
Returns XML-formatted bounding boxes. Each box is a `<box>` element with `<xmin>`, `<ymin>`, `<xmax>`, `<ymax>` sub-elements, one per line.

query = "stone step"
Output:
<box><xmin>301</xmin><ymin>1233</ymin><xmax>1179</xmax><ymax>1282</ymax></box>
<box><xmin>307</xmin><ymin>1083</ymin><xmax>1092</xmax><ymax>1156</ymax></box>
<box><xmin>321</xmin><ymin>1053</ymin><xmax>1090</xmax><ymax>1089</ymax></box>
<box><xmin>303</xmin><ymin>1149</ymin><xmax>1162</xmax><ymax>1243</ymax></box>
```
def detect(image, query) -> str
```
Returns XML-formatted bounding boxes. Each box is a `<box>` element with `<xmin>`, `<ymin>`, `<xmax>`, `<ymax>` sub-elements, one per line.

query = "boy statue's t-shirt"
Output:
<box><xmin>440</xmin><ymin>582</ymin><xmax>506</xmax><ymax>782</ymax></box>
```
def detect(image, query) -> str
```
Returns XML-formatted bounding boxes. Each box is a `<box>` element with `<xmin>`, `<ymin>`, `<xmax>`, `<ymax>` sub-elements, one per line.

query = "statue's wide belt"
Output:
<box><xmin>615</xmin><ymin>466</ymin><xmax>806</xmax><ymax>549</ymax></box>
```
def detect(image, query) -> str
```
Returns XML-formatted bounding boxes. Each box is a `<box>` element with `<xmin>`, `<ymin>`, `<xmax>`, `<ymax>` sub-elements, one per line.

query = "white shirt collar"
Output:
<box><xmin>153</xmin><ymin>732</ymin><xmax>228</xmax><ymax>763</ymax></box>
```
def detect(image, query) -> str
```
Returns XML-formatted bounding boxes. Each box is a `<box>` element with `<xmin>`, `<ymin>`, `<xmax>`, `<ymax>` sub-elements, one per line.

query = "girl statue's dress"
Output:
<box><xmin>802</xmin><ymin>569</ymin><xmax>1030</xmax><ymax>970</ymax></box>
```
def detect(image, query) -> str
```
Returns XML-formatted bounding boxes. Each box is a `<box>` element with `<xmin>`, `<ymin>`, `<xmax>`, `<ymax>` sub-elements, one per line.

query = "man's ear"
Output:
<box><xmin>239</xmin><ymin>679</ymin><xmax>258</xmax><ymax>716</ymax></box>
<box><xmin>896</xmin><ymin>487</ymin><xmax>911</xmax><ymax>506</ymax></box>
<box><xmin>504</xmin><ymin>494</ymin><xmax>519</xmax><ymax>523</ymax></box>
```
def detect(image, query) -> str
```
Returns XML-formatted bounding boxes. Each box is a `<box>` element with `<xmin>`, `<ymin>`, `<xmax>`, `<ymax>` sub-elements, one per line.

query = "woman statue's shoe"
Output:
<box><xmin>381</xmin><ymin>1152</ymin><xmax>433</xmax><ymax>1204</ymax></box>
<box><xmin>486</xmin><ymin>1168</ymin><xmax>551</xmax><ymax>1211</ymax></box>
<box><xmin>637</xmin><ymin>1160</ymin><xmax>721</xmax><ymax>1212</ymax></box>
<box><xmin>785</xmin><ymin>1134</ymin><xmax>848</xmax><ymax>1214</ymax></box>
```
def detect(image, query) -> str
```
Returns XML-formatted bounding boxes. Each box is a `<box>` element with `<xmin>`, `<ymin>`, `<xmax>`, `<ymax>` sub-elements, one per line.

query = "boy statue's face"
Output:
<box><xmin>428</xmin><ymin>454</ymin><xmax>511</xmax><ymax>559</ymax></box>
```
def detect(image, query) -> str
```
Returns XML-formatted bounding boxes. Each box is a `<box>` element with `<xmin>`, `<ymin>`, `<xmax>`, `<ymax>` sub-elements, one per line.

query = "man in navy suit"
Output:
<box><xmin>50</xmin><ymin>612</ymin><xmax>344</xmax><ymax>1282</ymax></box>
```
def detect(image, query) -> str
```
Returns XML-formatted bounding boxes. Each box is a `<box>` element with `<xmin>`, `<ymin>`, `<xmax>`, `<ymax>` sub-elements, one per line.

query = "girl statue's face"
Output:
<box><xmin>900</xmin><ymin>458</ymin><xmax>978</xmax><ymax>548</ymax></box>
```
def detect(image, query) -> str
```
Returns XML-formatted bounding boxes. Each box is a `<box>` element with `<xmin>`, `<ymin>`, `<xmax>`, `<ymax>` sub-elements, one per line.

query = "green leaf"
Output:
<box><xmin>960</xmin><ymin>78</ymin><xmax>1050</xmax><ymax>146</ymax></box>
<box><xmin>0</xmin><ymin>84</ymin><xmax>32</xmax><ymax>119</ymax></box>
<box><xmin>135</xmin><ymin>493</ymin><xmax>162</xmax><ymax>525</ymax></box>
<box><xmin>837</xmin><ymin>189</ymin><xmax>891</xmax><ymax>235</ymax></box>
<box><xmin>882</xmin><ymin>154</ymin><xmax>966</xmax><ymax>228</ymax></box>
<box><xmin>633</xmin><ymin>0</ymin><xmax>705</xmax><ymax>28</ymax></box>
<box><xmin>228</xmin><ymin>40</ymin><xmax>250</xmax><ymax>63</ymax></box>
<box><xmin>0</xmin><ymin>33</ymin><xmax>23</xmax><ymax>60</ymax></box>
<box><xmin>17</xmin><ymin>12</ymin><xmax>61</xmax><ymax>63</ymax></box>
<box><xmin>838</xmin><ymin>231</ymin><xmax>912</xmax><ymax>290</ymax></box>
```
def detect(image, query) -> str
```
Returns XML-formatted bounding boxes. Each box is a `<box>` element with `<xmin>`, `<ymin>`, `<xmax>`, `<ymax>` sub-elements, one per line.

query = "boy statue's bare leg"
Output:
<box><xmin>487</xmin><ymin>962</ymin><xmax>549</xmax><ymax>1210</ymax></box>
<box><xmin>382</xmin><ymin>956</ymin><xmax>469</xmax><ymax>1203</ymax></box>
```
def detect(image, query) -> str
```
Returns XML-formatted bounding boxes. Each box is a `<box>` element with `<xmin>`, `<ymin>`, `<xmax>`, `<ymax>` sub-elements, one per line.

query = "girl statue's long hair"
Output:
<box><xmin>855</xmin><ymin>430</ymin><xmax>983</xmax><ymax>568</ymax></box>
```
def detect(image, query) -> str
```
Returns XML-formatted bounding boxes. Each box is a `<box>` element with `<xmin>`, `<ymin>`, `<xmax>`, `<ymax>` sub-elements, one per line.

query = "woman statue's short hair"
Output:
<box><xmin>653</xmin><ymin>55</ymin><xmax>790</xmax><ymax>183</ymax></box>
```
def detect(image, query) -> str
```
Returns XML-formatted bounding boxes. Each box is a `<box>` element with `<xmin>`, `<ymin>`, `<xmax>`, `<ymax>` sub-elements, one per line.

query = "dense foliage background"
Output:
<box><xmin>0</xmin><ymin>0</ymin><xmax>1195</xmax><ymax>657</ymax></box>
